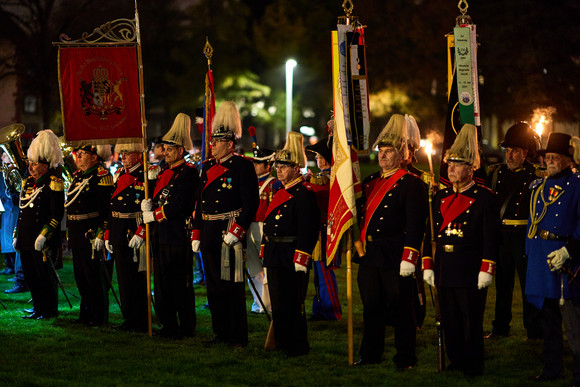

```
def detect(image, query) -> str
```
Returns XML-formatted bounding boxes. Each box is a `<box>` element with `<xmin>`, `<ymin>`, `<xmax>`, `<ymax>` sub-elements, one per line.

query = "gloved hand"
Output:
<box><xmin>423</xmin><ymin>269</ymin><xmax>435</xmax><ymax>287</ymax></box>
<box><xmin>34</xmin><ymin>234</ymin><xmax>46</xmax><ymax>252</ymax></box>
<box><xmin>93</xmin><ymin>237</ymin><xmax>104</xmax><ymax>251</ymax></box>
<box><xmin>191</xmin><ymin>240</ymin><xmax>201</xmax><ymax>253</ymax></box>
<box><xmin>128</xmin><ymin>234</ymin><xmax>144</xmax><ymax>249</ymax></box>
<box><xmin>141</xmin><ymin>198</ymin><xmax>153</xmax><ymax>212</ymax></box>
<box><xmin>400</xmin><ymin>261</ymin><xmax>415</xmax><ymax>277</ymax></box>
<box><xmin>12</xmin><ymin>238</ymin><xmax>17</xmax><ymax>250</ymax></box>
<box><xmin>105</xmin><ymin>240</ymin><xmax>114</xmax><ymax>254</ymax></box>
<box><xmin>223</xmin><ymin>232</ymin><xmax>239</xmax><ymax>246</ymax></box>
<box><xmin>294</xmin><ymin>263</ymin><xmax>307</xmax><ymax>273</ymax></box>
<box><xmin>143</xmin><ymin>211</ymin><xmax>155</xmax><ymax>224</ymax></box>
<box><xmin>548</xmin><ymin>246</ymin><xmax>570</xmax><ymax>271</ymax></box>
<box><xmin>478</xmin><ymin>271</ymin><xmax>493</xmax><ymax>289</ymax></box>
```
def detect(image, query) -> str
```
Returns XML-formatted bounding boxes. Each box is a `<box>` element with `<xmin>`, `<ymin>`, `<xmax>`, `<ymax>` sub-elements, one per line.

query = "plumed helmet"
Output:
<box><xmin>305</xmin><ymin>137</ymin><xmax>333</xmax><ymax>163</ymax></box>
<box><xmin>248</xmin><ymin>126</ymin><xmax>274</xmax><ymax>163</ymax></box>
<box><xmin>275</xmin><ymin>131</ymin><xmax>307</xmax><ymax>168</ymax></box>
<box><xmin>537</xmin><ymin>132</ymin><xmax>574</xmax><ymax>158</ymax></box>
<box><xmin>28</xmin><ymin>130</ymin><xmax>64</xmax><ymax>168</ymax></box>
<box><xmin>500</xmin><ymin>122</ymin><xmax>536</xmax><ymax>153</ymax></box>
<box><xmin>162</xmin><ymin>113</ymin><xmax>193</xmax><ymax>150</ymax></box>
<box><xmin>114</xmin><ymin>142</ymin><xmax>144</xmax><ymax>154</ymax></box>
<box><xmin>444</xmin><ymin>123</ymin><xmax>480</xmax><ymax>169</ymax></box>
<box><xmin>405</xmin><ymin>114</ymin><xmax>421</xmax><ymax>151</ymax></box>
<box><xmin>75</xmin><ymin>143</ymin><xmax>112</xmax><ymax>162</ymax></box>
<box><xmin>211</xmin><ymin>101</ymin><xmax>242</xmax><ymax>142</ymax></box>
<box><xmin>571</xmin><ymin>136</ymin><xmax>580</xmax><ymax>166</ymax></box>
<box><xmin>372</xmin><ymin>114</ymin><xmax>409</xmax><ymax>160</ymax></box>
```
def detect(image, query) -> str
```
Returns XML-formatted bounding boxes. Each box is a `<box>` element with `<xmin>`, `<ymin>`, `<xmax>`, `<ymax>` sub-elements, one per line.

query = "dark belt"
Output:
<box><xmin>437</xmin><ymin>243</ymin><xmax>471</xmax><ymax>253</ymax></box>
<box><xmin>538</xmin><ymin>229</ymin><xmax>568</xmax><ymax>242</ymax></box>
<box><xmin>264</xmin><ymin>236</ymin><xmax>297</xmax><ymax>243</ymax></box>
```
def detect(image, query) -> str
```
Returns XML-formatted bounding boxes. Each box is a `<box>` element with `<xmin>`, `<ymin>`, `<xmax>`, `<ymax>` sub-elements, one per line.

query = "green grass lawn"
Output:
<box><xmin>0</xmin><ymin>251</ymin><xmax>574</xmax><ymax>386</ymax></box>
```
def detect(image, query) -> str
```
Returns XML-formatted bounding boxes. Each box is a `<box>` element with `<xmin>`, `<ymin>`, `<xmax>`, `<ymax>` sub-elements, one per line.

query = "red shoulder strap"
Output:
<box><xmin>153</xmin><ymin>169</ymin><xmax>175</xmax><ymax>198</ymax></box>
<box><xmin>265</xmin><ymin>189</ymin><xmax>293</xmax><ymax>219</ymax></box>
<box><xmin>111</xmin><ymin>173</ymin><xmax>137</xmax><ymax>198</ymax></box>
<box><xmin>359</xmin><ymin>169</ymin><xmax>407</xmax><ymax>244</ymax></box>
<box><xmin>439</xmin><ymin>193</ymin><xmax>475</xmax><ymax>232</ymax></box>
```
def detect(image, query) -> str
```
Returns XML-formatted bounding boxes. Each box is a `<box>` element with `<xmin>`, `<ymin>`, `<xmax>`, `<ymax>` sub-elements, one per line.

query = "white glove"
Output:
<box><xmin>105</xmin><ymin>240</ymin><xmax>114</xmax><ymax>254</ymax></box>
<box><xmin>294</xmin><ymin>263</ymin><xmax>307</xmax><ymax>273</ymax></box>
<box><xmin>34</xmin><ymin>234</ymin><xmax>46</xmax><ymax>252</ymax></box>
<box><xmin>423</xmin><ymin>269</ymin><xmax>435</xmax><ymax>287</ymax></box>
<box><xmin>12</xmin><ymin>238</ymin><xmax>17</xmax><ymax>250</ymax></box>
<box><xmin>93</xmin><ymin>237</ymin><xmax>104</xmax><ymax>251</ymax></box>
<box><xmin>548</xmin><ymin>246</ymin><xmax>571</xmax><ymax>271</ymax></box>
<box><xmin>128</xmin><ymin>234</ymin><xmax>144</xmax><ymax>249</ymax></box>
<box><xmin>143</xmin><ymin>211</ymin><xmax>155</xmax><ymax>224</ymax></box>
<box><xmin>478</xmin><ymin>271</ymin><xmax>493</xmax><ymax>289</ymax></box>
<box><xmin>191</xmin><ymin>240</ymin><xmax>201</xmax><ymax>253</ymax></box>
<box><xmin>400</xmin><ymin>261</ymin><xmax>415</xmax><ymax>277</ymax></box>
<box><xmin>141</xmin><ymin>198</ymin><xmax>153</xmax><ymax>212</ymax></box>
<box><xmin>223</xmin><ymin>232</ymin><xmax>239</xmax><ymax>246</ymax></box>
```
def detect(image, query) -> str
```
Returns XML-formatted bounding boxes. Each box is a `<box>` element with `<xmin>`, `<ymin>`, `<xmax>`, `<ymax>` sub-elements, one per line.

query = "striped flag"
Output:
<box><xmin>326</xmin><ymin>30</ymin><xmax>362</xmax><ymax>264</ymax></box>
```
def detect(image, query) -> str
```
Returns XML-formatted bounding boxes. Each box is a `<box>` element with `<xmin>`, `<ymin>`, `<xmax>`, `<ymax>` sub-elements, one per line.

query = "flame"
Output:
<box><xmin>535</xmin><ymin>115</ymin><xmax>545</xmax><ymax>137</ymax></box>
<box><xmin>424</xmin><ymin>140</ymin><xmax>433</xmax><ymax>157</ymax></box>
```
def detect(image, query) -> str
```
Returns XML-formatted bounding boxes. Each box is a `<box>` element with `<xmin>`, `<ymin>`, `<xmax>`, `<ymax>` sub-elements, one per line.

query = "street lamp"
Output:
<box><xmin>285</xmin><ymin>59</ymin><xmax>297</xmax><ymax>135</ymax></box>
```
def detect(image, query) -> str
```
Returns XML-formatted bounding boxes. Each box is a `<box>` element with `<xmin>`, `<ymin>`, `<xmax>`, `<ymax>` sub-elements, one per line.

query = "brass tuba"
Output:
<box><xmin>59</xmin><ymin>136</ymin><xmax>77</xmax><ymax>189</ymax></box>
<box><xmin>0</xmin><ymin>124</ymin><xmax>27</xmax><ymax>193</ymax></box>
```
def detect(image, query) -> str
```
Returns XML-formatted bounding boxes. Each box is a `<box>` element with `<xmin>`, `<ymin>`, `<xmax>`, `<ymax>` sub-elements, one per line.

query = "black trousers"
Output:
<box><xmin>357</xmin><ymin>265</ymin><xmax>417</xmax><ymax>366</ymax></box>
<box><xmin>72</xmin><ymin>246</ymin><xmax>109</xmax><ymax>325</ymax></box>
<box><xmin>201</xmin><ymin>245</ymin><xmax>247</xmax><ymax>345</ymax></box>
<box><xmin>493</xmin><ymin>228</ymin><xmax>542</xmax><ymax>336</ymax></box>
<box><xmin>20</xmin><ymin>249</ymin><xmax>57</xmax><ymax>316</ymax></box>
<box><xmin>153</xmin><ymin>243</ymin><xmax>196</xmax><ymax>337</ymax></box>
<box><xmin>113</xmin><ymin>244</ymin><xmax>148</xmax><ymax>330</ymax></box>
<box><xmin>439</xmin><ymin>286</ymin><xmax>487</xmax><ymax>374</ymax></box>
<box><xmin>268</xmin><ymin>266</ymin><xmax>309</xmax><ymax>355</ymax></box>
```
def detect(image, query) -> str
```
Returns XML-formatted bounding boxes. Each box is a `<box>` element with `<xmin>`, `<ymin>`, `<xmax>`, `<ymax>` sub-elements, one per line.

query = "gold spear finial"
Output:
<box><xmin>458</xmin><ymin>0</ymin><xmax>469</xmax><ymax>15</ymax></box>
<box><xmin>456</xmin><ymin>0</ymin><xmax>472</xmax><ymax>25</ymax></box>
<box><xmin>343</xmin><ymin>0</ymin><xmax>354</xmax><ymax>18</ymax></box>
<box><xmin>203</xmin><ymin>37</ymin><xmax>213</xmax><ymax>68</ymax></box>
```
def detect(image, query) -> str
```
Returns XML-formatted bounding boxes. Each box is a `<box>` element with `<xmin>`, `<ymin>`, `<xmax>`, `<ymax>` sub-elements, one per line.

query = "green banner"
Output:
<box><xmin>453</xmin><ymin>25</ymin><xmax>479</xmax><ymax>126</ymax></box>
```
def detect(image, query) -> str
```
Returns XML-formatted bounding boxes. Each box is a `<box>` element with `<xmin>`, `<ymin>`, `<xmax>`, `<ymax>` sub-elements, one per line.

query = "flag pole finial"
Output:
<box><xmin>456</xmin><ymin>0</ymin><xmax>472</xmax><ymax>26</ymax></box>
<box><xmin>204</xmin><ymin>37</ymin><xmax>214</xmax><ymax>68</ymax></box>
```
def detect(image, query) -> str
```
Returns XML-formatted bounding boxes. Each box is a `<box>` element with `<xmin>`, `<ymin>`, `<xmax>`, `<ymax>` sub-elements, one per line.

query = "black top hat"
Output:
<box><xmin>500</xmin><ymin>122</ymin><xmax>535</xmax><ymax>152</ymax></box>
<box><xmin>305</xmin><ymin>137</ymin><xmax>333</xmax><ymax>163</ymax></box>
<box><xmin>537</xmin><ymin>132</ymin><xmax>573</xmax><ymax>157</ymax></box>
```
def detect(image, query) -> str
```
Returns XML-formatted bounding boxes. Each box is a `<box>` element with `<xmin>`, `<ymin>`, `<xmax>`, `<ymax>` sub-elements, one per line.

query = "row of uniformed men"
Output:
<box><xmin>15</xmin><ymin>103</ymin><xmax>580</xmax><ymax>383</ymax></box>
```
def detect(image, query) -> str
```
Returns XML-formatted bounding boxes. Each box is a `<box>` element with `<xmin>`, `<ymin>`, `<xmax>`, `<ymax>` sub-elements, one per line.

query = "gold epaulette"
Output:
<box><xmin>49</xmin><ymin>176</ymin><xmax>64</xmax><ymax>192</ymax></box>
<box><xmin>98</xmin><ymin>174</ymin><xmax>114</xmax><ymax>186</ymax></box>
<box><xmin>309</xmin><ymin>174</ymin><xmax>330</xmax><ymax>186</ymax></box>
<box><xmin>533</xmin><ymin>164</ymin><xmax>547</xmax><ymax>178</ymax></box>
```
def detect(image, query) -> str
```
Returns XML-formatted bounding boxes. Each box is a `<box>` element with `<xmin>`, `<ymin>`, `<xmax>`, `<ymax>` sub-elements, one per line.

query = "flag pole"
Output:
<box><xmin>134</xmin><ymin>0</ymin><xmax>153</xmax><ymax>337</ymax></box>
<box><xmin>202</xmin><ymin>38</ymin><xmax>214</xmax><ymax>161</ymax></box>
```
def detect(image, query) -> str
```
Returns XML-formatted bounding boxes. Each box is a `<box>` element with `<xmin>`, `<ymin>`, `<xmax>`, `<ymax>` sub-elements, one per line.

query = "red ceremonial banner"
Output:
<box><xmin>58</xmin><ymin>46</ymin><xmax>142</xmax><ymax>144</ymax></box>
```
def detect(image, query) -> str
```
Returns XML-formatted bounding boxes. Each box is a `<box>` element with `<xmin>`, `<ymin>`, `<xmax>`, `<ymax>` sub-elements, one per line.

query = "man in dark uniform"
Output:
<box><xmin>106</xmin><ymin>142</ymin><xmax>148</xmax><ymax>332</ymax></box>
<box><xmin>422</xmin><ymin>123</ymin><xmax>500</xmax><ymax>376</ymax></box>
<box><xmin>305</xmin><ymin>134</ymin><xmax>342</xmax><ymax>321</ymax></box>
<box><xmin>262</xmin><ymin>131</ymin><xmax>320</xmax><ymax>356</ymax></box>
<box><xmin>142</xmin><ymin>113</ymin><xmax>198</xmax><ymax>339</ymax></box>
<box><xmin>65</xmin><ymin>144</ymin><xmax>113</xmax><ymax>326</ymax></box>
<box><xmin>485</xmin><ymin>122</ymin><xmax>542</xmax><ymax>339</ymax></box>
<box><xmin>247</xmin><ymin>128</ymin><xmax>276</xmax><ymax>314</ymax></box>
<box><xmin>525</xmin><ymin>132</ymin><xmax>580</xmax><ymax>384</ymax></box>
<box><xmin>191</xmin><ymin>102</ymin><xmax>259</xmax><ymax>347</ymax></box>
<box><xmin>17</xmin><ymin>130</ymin><xmax>64</xmax><ymax>319</ymax></box>
<box><xmin>354</xmin><ymin>114</ymin><xmax>427</xmax><ymax>369</ymax></box>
